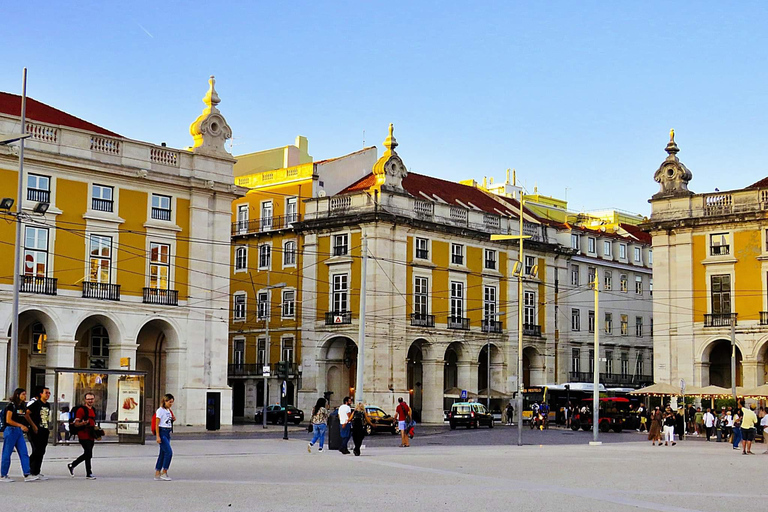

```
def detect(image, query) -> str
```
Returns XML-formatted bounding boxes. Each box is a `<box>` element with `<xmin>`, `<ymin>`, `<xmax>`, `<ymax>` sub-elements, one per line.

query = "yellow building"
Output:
<box><xmin>645</xmin><ymin>132</ymin><xmax>768</xmax><ymax>388</ymax></box>
<box><xmin>0</xmin><ymin>78</ymin><xmax>243</xmax><ymax>425</ymax></box>
<box><xmin>228</xmin><ymin>138</ymin><xmax>375</xmax><ymax>418</ymax></box>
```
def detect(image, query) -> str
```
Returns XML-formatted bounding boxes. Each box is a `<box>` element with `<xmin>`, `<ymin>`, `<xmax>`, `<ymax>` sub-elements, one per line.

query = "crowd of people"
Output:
<box><xmin>1</xmin><ymin>386</ymin><xmax>175</xmax><ymax>483</ymax></box>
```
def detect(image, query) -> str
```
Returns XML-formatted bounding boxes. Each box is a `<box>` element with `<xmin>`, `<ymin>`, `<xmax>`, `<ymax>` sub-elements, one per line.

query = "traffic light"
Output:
<box><xmin>277</xmin><ymin>361</ymin><xmax>288</xmax><ymax>379</ymax></box>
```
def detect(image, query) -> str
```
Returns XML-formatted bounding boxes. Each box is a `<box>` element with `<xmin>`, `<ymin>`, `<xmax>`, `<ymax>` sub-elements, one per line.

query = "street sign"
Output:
<box><xmin>460</xmin><ymin>389</ymin><xmax>467</xmax><ymax>400</ymax></box>
<box><xmin>282</xmin><ymin>380</ymin><xmax>287</xmax><ymax>398</ymax></box>
<box><xmin>333</xmin><ymin>315</ymin><xmax>344</xmax><ymax>324</ymax></box>
<box><xmin>263</xmin><ymin>365</ymin><xmax>270</xmax><ymax>376</ymax></box>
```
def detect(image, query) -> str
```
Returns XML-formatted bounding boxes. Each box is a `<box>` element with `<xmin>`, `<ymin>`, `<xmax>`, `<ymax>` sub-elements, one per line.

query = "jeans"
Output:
<box><xmin>72</xmin><ymin>439</ymin><xmax>94</xmax><ymax>476</ymax></box>
<box><xmin>155</xmin><ymin>428</ymin><xmax>173</xmax><ymax>471</ymax></box>
<box><xmin>339</xmin><ymin>423</ymin><xmax>351</xmax><ymax>453</ymax></box>
<box><xmin>732</xmin><ymin>426</ymin><xmax>742</xmax><ymax>448</ymax></box>
<box><xmin>1</xmin><ymin>426</ymin><xmax>30</xmax><ymax>477</ymax></box>
<box><xmin>310</xmin><ymin>423</ymin><xmax>326</xmax><ymax>448</ymax></box>
<box><xmin>28</xmin><ymin>428</ymin><xmax>49</xmax><ymax>475</ymax></box>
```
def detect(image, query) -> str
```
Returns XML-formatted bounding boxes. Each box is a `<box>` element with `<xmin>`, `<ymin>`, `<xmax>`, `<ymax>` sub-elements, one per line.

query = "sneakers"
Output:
<box><xmin>24</xmin><ymin>475</ymin><xmax>39</xmax><ymax>482</ymax></box>
<box><xmin>154</xmin><ymin>476</ymin><xmax>162</xmax><ymax>481</ymax></box>
<box><xmin>160</xmin><ymin>474</ymin><xmax>171</xmax><ymax>481</ymax></box>
<box><xmin>307</xmin><ymin>443</ymin><xmax>312</xmax><ymax>453</ymax></box>
<box><xmin>86</xmin><ymin>475</ymin><xmax>97</xmax><ymax>480</ymax></box>
<box><xmin>318</xmin><ymin>448</ymin><xmax>323</xmax><ymax>452</ymax></box>
<box><xmin>67</xmin><ymin>463</ymin><xmax>74</xmax><ymax>477</ymax></box>
<box><xmin>0</xmin><ymin>476</ymin><xmax>13</xmax><ymax>483</ymax></box>
<box><xmin>36</xmin><ymin>474</ymin><xmax>49</xmax><ymax>481</ymax></box>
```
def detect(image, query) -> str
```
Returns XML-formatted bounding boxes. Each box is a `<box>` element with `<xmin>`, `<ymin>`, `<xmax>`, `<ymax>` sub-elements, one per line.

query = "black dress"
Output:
<box><xmin>351</xmin><ymin>411</ymin><xmax>367</xmax><ymax>456</ymax></box>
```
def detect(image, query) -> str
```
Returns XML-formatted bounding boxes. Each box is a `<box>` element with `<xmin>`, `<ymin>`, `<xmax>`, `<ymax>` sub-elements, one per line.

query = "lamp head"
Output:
<box><xmin>0</xmin><ymin>197</ymin><xmax>13</xmax><ymax>210</ymax></box>
<box><xmin>33</xmin><ymin>202</ymin><xmax>49</xmax><ymax>215</ymax></box>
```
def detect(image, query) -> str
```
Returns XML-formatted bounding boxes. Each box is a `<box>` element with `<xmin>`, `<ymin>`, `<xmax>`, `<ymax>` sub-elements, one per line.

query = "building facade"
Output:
<box><xmin>0</xmin><ymin>77</ymin><xmax>242</xmax><ymax>425</ymax></box>
<box><xmin>645</xmin><ymin>132</ymin><xmax>768</xmax><ymax>388</ymax></box>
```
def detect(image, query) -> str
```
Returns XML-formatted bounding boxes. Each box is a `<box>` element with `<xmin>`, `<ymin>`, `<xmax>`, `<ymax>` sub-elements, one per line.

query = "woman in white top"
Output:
<box><xmin>154</xmin><ymin>394</ymin><xmax>175</xmax><ymax>481</ymax></box>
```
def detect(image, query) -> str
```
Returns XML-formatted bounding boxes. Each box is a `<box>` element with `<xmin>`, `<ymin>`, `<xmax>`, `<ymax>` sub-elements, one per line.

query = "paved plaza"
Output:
<box><xmin>1</xmin><ymin>427</ymin><xmax>766</xmax><ymax>511</ymax></box>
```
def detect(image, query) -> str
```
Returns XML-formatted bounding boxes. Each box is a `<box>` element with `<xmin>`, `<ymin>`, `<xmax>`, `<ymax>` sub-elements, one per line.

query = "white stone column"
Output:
<box><xmin>0</xmin><ymin>336</ymin><xmax>9</xmax><ymax>399</ymax></box>
<box><xmin>421</xmin><ymin>358</ymin><xmax>444</xmax><ymax>424</ymax></box>
<box><xmin>742</xmin><ymin>361</ymin><xmax>759</xmax><ymax>388</ymax></box>
<box><xmin>457</xmin><ymin>361</ymin><xmax>472</xmax><ymax>392</ymax></box>
<box><xmin>46</xmin><ymin>337</ymin><xmax>77</xmax><ymax>405</ymax></box>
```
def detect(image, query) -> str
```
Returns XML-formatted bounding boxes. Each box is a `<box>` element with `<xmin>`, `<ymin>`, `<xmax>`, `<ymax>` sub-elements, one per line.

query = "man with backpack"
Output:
<box><xmin>67</xmin><ymin>393</ymin><xmax>99</xmax><ymax>479</ymax></box>
<box><xmin>25</xmin><ymin>386</ymin><xmax>51</xmax><ymax>479</ymax></box>
<box><xmin>395</xmin><ymin>397</ymin><xmax>411</xmax><ymax>447</ymax></box>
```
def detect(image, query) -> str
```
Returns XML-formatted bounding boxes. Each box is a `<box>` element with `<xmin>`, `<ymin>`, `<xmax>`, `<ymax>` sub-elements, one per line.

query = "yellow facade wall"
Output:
<box><xmin>0</xmin><ymin>168</ymin><xmax>17</xmax><ymax>284</ymax></box>
<box><xmin>692</xmin><ymin>234</ymin><xmax>707</xmax><ymax>319</ymax></box>
<box><xmin>734</xmin><ymin>229</ymin><xmax>762</xmax><ymax>321</ymax></box>
<box><xmin>53</xmin><ymin>179</ymin><xmax>87</xmax><ymax>293</ymax></box>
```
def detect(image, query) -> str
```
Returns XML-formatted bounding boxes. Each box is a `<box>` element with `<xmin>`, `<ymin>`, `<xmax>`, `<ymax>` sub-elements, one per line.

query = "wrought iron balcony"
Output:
<box><xmin>91</xmin><ymin>198</ymin><xmax>113</xmax><ymax>212</ymax></box>
<box><xmin>19</xmin><ymin>275</ymin><xmax>57</xmax><ymax>296</ymax></box>
<box><xmin>231</xmin><ymin>215</ymin><xmax>302</xmax><ymax>236</ymax></box>
<box><xmin>415</xmin><ymin>249</ymin><xmax>429</xmax><ymax>259</ymax></box>
<box><xmin>761</xmin><ymin>312</ymin><xmax>768</xmax><ymax>325</ymax></box>
<box><xmin>704</xmin><ymin>313</ymin><xmax>737</xmax><ymax>327</ymax></box>
<box><xmin>143</xmin><ymin>288</ymin><xmax>179</xmax><ymax>306</ymax></box>
<box><xmin>82</xmin><ymin>282</ymin><xmax>120</xmax><ymax>301</ymax></box>
<box><xmin>482</xmin><ymin>320</ymin><xmax>503</xmax><ymax>333</ymax></box>
<box><xmin>228</xmin><ymin>364</ymin><xmax>265</xmax><ymax>377</ymax></box>
<box><xmin>447</xmin><ymin>316</ymin><xmax>470</xmax><ymax>330</ymax></box>
<box><xmin>411</xmin><ymin>313</ymin><xmax>435</xmax><ymax>327</ymax></box>
<box><xmin>569</xmin><ymin>372</ymin><xmax>653</xmax><ymax>387</ymax></box>
<box><xmin>325</xmin><ymin>311</ymin><xmax>352</xmax><ymax>325</ymax></box>
<box><xmin>27</xmin><ymin>188</ymin><xmax>50</xmax><ymax>203</ymax></box>
<box><xmin>151</xmin><ymin>207</ymin><xmax>171</xmax><ymax>221</ymax></box>
<box><xmin>523</xmin><ymin>324</ymin><xmax>542</xmax><ymax>337</ymax></box>
<box><xmin>333</xmin><ymin>245</ymin><xmax>349</xmax><ymax>256</ymax></box>
<box><xmin>710</xmin><ymin>245</ymin><xmax>730</xmax><ymax>256</ymax></box>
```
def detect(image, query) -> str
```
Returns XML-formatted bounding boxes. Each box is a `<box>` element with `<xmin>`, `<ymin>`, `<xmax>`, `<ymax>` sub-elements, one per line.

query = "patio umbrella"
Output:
<box><xmin>478</xmin><ymin>388</ymin><xmax>512</xmax><ymax>399</ymax></box>
<box><xmin>744</xmin><ymin>384</ymin><xmax>768</xmax><ymax>397</ymax></box>
<box><xmin>629</xmin><ymin>383</ymin><xmax>682</xmax><ymax>396</ymax></box>
<box><xmin>697</xmin><ymin>385</ymin><xmax>731</xmax><ymax>396</ymax></box>
<box><xmin>443</xmin><ymin>387</ymin><xmax>478</xmax><ymax>399</ymax></box>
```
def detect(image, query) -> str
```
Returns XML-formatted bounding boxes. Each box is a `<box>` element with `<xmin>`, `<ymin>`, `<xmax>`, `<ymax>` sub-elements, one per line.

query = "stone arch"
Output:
<box><xmin>407</xmin><ymin>339</ymin><xmax>429</xmax><ymax>422</ymax></box>
<box><xmin>477</xmin><ymin>342</ymin><xmax>504</xmax><ymax>394</ymax></box>
<box><xmin>73</xmin><ymin>313</ymin><xmax>123</xmax><ymax>370</ymax></box>
<box><xmin>755</xmin><ymin>335</ymin><xmax>768</xmax><ymax>385</ymax></box>
<box><xmin>319</xmin><ymin>336</ymin><xmax>357</xmax><ymax>407</ymax></box>
<box><xmin>523</xmin><ymin>346</ymin><xmax>544</xmax><ymax>387</ymax></box>
<box><xmin>701</xmin><ymin>338</ymin><xmax>742</xmax><ymax>387</ymax></box>
<box><xmin>136</xmin><ymin>318</ymin><xmax>182</xmax><ymax>421</ymax></box>
<box><xmin>4</xmin><ymin>308</ymin><xmax>63</xmax><ymax>393</ymax></box>
<box><xmin>443</xmin><ymin>341</ymin><xmax>469</xmax><ymax>392</ymax></box>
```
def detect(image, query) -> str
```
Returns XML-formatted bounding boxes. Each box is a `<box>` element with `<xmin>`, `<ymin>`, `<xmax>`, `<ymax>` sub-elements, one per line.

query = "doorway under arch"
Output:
<box><xmin>705</xmin><ymin>339</ymin><xmax>742</xmax><ymax>387</ymax></box>
<box><xmin>321</xmin><ymin>337</ymin><xmax>357</xmax><ymax>408</ymax></box>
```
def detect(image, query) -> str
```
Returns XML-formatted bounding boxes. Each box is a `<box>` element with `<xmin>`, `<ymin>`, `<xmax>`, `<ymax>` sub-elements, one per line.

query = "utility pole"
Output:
<box><xmin>355</xmin><ymin>234</ymin><xmax>368</xmax><ymax>403</ymax></box>
<box><xmin>9</xmin><ymin>68</ymin><xmax>28</xmax><ymax>393</ymax></box>
<box><xmin>591</xmin><ymin>271</ymin><xmax>601</xmax><ymax>445</ymax></box>
<box><xmin>731</xmin><ymin>317</ymin><xmax>737</xmax><ymax>401</ymax></box>
<box><xmin>261</xmin><ymin>269</ymin><xmax>286</xmax><ymax>429</ymax></box>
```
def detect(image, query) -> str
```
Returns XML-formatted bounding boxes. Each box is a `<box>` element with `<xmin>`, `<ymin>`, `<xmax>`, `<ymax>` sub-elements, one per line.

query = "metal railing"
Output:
<box><xmin>19</xmin><ymin>275</ymin><xmax>57</xmax><ymax>295</ymax></box>
<box><xmin>92</xmin><ymin>198</ymin><xmax>113</xmax><ymax>212</ymax></box>
<box><xmin>710</xmin><ymin>245</ymin><xmax>730</xmax><ymax>256</ymax></box>
<box><xmin>410</xmin><ymin>313</ymin><xmax>435</xmax><ymax>327</ymax></box>
<box><xmin>151</xmin><ymin>207</ymin><xmax>172</xmax><ymax>221</ymax></box>
<box><xmin>230</xmin><ymin>214</ymin><xmax>302</xmax><ymax>236</ymax></box>
<box><xmin>569</xmin><ymin>372</ymin><xmax>653</xmax><ymax>387</ymax></box>
<box><xmin>482</xmin><ymin>320</ymin><xmax>503</xmax><ymax>333</ymax></box>
<box><xmin>704</xmin><ymin>313</ymin><xmax>737</xmax><ymax>327</ymax></box>
<box><xmin>325</xmin><ymin>311</ymin><xmax>352</xmax><ymax>325</ymax></box>
<box><xmin>143</xmin><ymin>288</ymin><xmax>179</xmax><ymax>306</ymax></box>
<box><xmin>415</xmin><ymin>249</ymin><xmax>429</xmax><ymax>259</ymax></box>
<box><xmin>82</xmin><ymin>282</ymin><xmax>121</xmax><ymax>301</ymax></box>
<box><xmin>447</xmin><ymin>316</ymin><xmax>470</xmax><ymax>330</ymax></box>
<box><xmin>761</xmin><ymin>312</ymin><xmax>768</xmax><ymax>325</ymax></box>
<box><xmin>27</xmin><ymin>188</ymin><xmax>50</xmax><ymax>203</ymax></box>
<box><xmin>523</xmin><ymin>324</ymin><xmax>542</xmax><ymax>337</ymax></box>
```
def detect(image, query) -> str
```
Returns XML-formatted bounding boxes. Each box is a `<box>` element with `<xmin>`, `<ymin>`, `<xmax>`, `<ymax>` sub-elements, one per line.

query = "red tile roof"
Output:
<box><xmin>0</xmin><ymin>92</ymin><xmax>121</xmax><ymax>138</ymax></box>
<box><xmin>619</xmin><ymin>223</ymin><xmax>652</xmax><ymax>244</ymax></box>
<box><xmin>748</xmin><ymin>177</ymin><xmax>768</xmax><ymax>189</ymax></box>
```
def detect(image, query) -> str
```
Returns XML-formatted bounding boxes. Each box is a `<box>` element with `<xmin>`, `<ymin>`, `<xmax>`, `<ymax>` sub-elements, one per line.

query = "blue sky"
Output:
<box><xmin>3</xmin><ymin>1</ymin><xmax>767</xmax><ymax>215</ymax></box>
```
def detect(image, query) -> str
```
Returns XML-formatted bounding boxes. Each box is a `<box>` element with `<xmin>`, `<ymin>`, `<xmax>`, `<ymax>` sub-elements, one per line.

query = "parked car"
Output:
<box><xmin>255</xmin><ymin>405</ymin><xmax>304</xmax><ymax>425</ymax></box>
<box><xmin>448</xmin><ymin>402</ymin><xmax>494</xmax><ymax>429</ymax></box>
<box><xmin>364</xmin><ymin>406</ymin><xmax>400</xmax><ymax>435</ymax></box>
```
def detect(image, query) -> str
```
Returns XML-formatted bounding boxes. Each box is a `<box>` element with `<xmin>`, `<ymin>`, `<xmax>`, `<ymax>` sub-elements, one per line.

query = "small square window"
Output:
<box><xmin>416</xmin><ymin>238</ymin><xmax>429</xmax><ymax>259</ymax></box>
<box><xmin>451</xmin><ymin>244</ymin><xmax>464</xmax><ymax>265</ymax></box>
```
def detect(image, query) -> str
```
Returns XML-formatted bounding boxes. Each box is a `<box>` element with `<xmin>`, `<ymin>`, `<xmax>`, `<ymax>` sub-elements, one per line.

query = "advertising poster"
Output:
<box><xmin>117</xmin><ymin>379</ymin><xmax>141</xmax><ymax>435</ymax></box>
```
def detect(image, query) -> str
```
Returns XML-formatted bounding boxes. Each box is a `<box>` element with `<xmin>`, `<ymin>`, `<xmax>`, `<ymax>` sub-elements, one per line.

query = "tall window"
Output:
<box><xmin>151</xmin><ymin>194</ymin><xmax>171</xmax><ymax>221</ymax></box>
<box><xmin>257</xmin><ymin>338</ymin><xmax>266</xmax><ymax>366</ymax></box>
<box><xmin>333</xmin><ymin>234</ymin><xmax>349</xmax><ymax>256</ymax></box>
<box><xmin>333</xmin><ymin>274</ymin><xmax>348</xmax><ymax>313</ymax></box>
<box><xmin>31</xmin><ymin>322</ymin><xmax>46</xmax><ymax>355</ymax></box>
<box><xmin>587</xmin><ymin>267</ymin><xmax>596</xmax><ymax>286</ymax></box>
<box><xmin>525</xmin><ymin>255</ymin><xmax>536</xmax><ymax>276</ymax></box>
<box><xmin>485</xmin><ymin>249</ymin><xmax>497</xmax><ymax>270</ymax></box>
<box><xmin>636</xmin><ymin>352</ymin><xmax>644</xmax><ymax>376</ymax></box>
<box><xmin>27</xmin><ymin>173</ymin><xmax>50</xmax><ymax>202</ymax></box>
<box><xmin>710</xmin><ymin>233</ymin><xmax>729</xmax><ymax>256</ymax></box>
<box><xmin>23</xmin><ymin>226</ymin><xmax>48</xmax><ymax>276</ymax></box>
<box><xmin>149</xmin><ymin>242</ymin><xmax>170</xmax><ymax>289</ymax></box>
<box><xmin>281</xmin><ymin>337</ymin><xmax>294</xmax><ymax>363</ymax></box>
<box><xmin>588</xmin><ymin>237</ymin><xmax>596</xmax><ymax>253</ymax></box>
<box><xmin>603</xmin><ymin>241</ymin><xmax>611</xmax><ymax>257</ymax></box>
<box><xmin>282</xmin><ymin>290</ymin><xmax>295</xmax><ymax>318</ymax></box>
<box><xmin>635</xmin><ymin>316</ymin><xmax>643</xmax><ymax>337</ymax></box>
<box><xmin>484</xmin><ymin>285</ymin><xmax>497</xmax><ymax>321</ymax></box>
<box><xmin>571</xmin><ymin>309</ymin><xmax>580</xmax><ymax>331</ymax></box>
<box><xmin>650</xmin><ymin>278</ymin><xmax>653</xmax><ymax>296</ymax></box>
<box><xmin>605</xmin><ymin>312</ymin><xmax>613</xmax><ymax>334</ymax></box>
<box><xmin>90</xmin><ymin>325</ymin><xmax>109</xmax><ymax>369</ymax></box>
<box><xmin>415</xmin><ymin>238</ymin><xmax>429</xmax><ymax>259</ymax></box>
<box><xmin>571</xmin><ymin>349</ymin><xmax>581</xmax><ymax>373</ymax></box>
<box><xmin>711</xmin><ymin>275</ymin><xmax>731</xmax><ymax>314</ymax></box>
<box><xmin>571</xmin><ymin>265</ymin><xmax>579</xmax><ymax>286</ymax></box>
<box><xmin>571</xmin><ymin>234</ymin><xmax>580</xmax><ymax>252</ymax></box>
<box><xmin>620</xmin><ymin>314</ymin><xmax>628</xmax><ymax>336</ymax></box>
<box><xmin>92</xmin><ymin>184</ymin><xmax>113</xmax><ymax>212</ymax></box>
<box><xmin>283</xmin><ymin>241</ymin><xmax>297</xmax><ymax>266</ymax></box>
<box><xmin>235</xmin><ymin>246</ymin><xmax>247</xmax><ymax>271</ymax></box>
<box><xmin>233</xmin><ymin>339</ymin><xmax>245</xmax><ymax>366</ymax></box>
<box><xmin>635</xmin><ymin>275</ymin><xmax>643</xmax><ymax>294</ymax></box>
<box><xmin>451</xmin><ymin>244</ymin><xmax>464</xmax><ymax>265</ymax></box>
<box><xmin>648</xmin><ymin>250</ymin><xmax>653</xmax><ymax>264</ymax></box>
<box><xmin>89</xmin><ymin>235</ymin><xmax>112</xmax><ymax>283</ymax></box>
<box><xmin>620</xmin><ymin>274</ymin><xmax>628</xmax><ymax>292</ymax></box>
<box><xmin>414</xmin><ymin>277</ymin><xmax>429</xmax><ymax>317</ymax></box>
<box><xmin>257</xmin><ymin>291</ymin><xmax>269</xmax><ymax>319</ymax></box>
<box><xmin>285</xmin><ymin>197</ymin><xmax>298</xmax><ymax>224</ymax></box>
<box><xmin>233</xmin><ymin>294</ymin><xmax>246</xmax><ymax>320</ymax></box>
<box><xmin>588</xmin><ymin>310</ymin><xmax>595</xmax><ymax>333</ymax></box>
<box><xmin>450</xmin><ymin>281</ymin><xmax>464</xmax><ymax>319</ymax></box>
<box><xmin>605</xmin><ymin>350</ymin><xmax>613</xmax><ymax>375</ymax></box>
<box><xmin>634</xmin><ymin>246</ymin><xmax>642</xmax><ymax>262</ymax></box>
<box><xmin>620</xmin><ymin>353</ymin><xmax>629</xmax><ymax>377</ymax></box>
<box><xmin>259</xmin><ymin>244</ymin><xmax>271</xmax><ymax>269</ymax></box>
<box><xmin>619</xmin><ymin>244</ymin><xmax>627</xmax><ymax>259</ymax></box>
<box><xmin>589</xmin><ymin>349</ymin><xmax>594</xmax><ymax>374</ymax></box>
<box><xmin>524</xmin><ymin>291</ymin><xmax>536</xmax><ymax>326</ymax></box>
<box><xmin>604</xmin><ymin>271</ymin><xmax>612</xmax><ymax>291</ymax></box>
<box><xmin>260</xmin><ymin>201</ymin><xmax>273</xmax><ymax>230</ymax></box>
<box><xmin>236</xmin><ymin>204</ymin><xmax>249</xmax><ymax>232</ymax></box>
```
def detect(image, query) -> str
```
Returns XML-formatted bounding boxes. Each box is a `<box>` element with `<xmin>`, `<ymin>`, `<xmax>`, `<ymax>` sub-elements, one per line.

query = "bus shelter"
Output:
<box><xmin>50</xmin><ymin>367</ymin><xmax>146</xmax><ymax>445</ymax></box>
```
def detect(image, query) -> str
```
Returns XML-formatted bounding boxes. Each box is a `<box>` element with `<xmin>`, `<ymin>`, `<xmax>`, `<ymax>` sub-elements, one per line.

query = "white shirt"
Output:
<box><xmin>338</xmin><ymin>404</ymin><xmax>351</xmax><ymax>425</ymax></box>
<box><xmin>726</xmin><ymin>414</ymin><xmax>735</xmax><ymax>427</ymax></box>
<box><xmin>704</xmin><ymin>412</ymin><xmax>715</xmax><ymax>428</ymax></box>
<box><xmin>761</xmin><ymin>415</ymin><xmax>768</xmax><ymax>428</ymax></box>
<box><xmin>156</xmin><ymin>407</ymin><xmax>173</xmax><ymax>428</ymax></box>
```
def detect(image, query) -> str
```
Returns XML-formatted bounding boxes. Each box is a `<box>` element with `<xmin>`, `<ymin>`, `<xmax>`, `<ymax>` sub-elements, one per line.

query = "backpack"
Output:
<box><xmin>69</xmin><ymin>405</ymin><xmax>90</xmax><ymax>434</ymax></box>
<box><xmin>151</xmin><ymin>409</ymin><xmax>175</xmax><ymax>435</ymax></box>
<box><xmin>352</xmin><ymin>410</ymin><xmax>366</xmax><ymax>432</ymax></box>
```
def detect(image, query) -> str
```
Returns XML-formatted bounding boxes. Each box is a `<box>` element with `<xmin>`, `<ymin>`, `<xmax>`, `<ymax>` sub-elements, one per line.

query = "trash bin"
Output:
<box><xmin>327</xmin><ymin>410</ymin><xmax>341</xmax><ymax>450</ymax></box>
<box><xmin>206</xmin><ymin>392</ymin><xmax>221</xmax><ymax>431</ymax></box>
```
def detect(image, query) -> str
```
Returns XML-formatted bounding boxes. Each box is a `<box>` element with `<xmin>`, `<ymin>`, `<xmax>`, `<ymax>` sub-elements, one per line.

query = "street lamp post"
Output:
<box><xmin>261</xmin><ymin>274</ymin><xmax>286</xmax><ymax>429</ymax></box>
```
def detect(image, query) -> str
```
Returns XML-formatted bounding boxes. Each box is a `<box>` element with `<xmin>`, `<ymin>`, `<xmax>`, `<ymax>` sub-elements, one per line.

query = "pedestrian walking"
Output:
<box><xmin>25</xmin><ymin>386</ymin><xmax>51</xmax><ymax>479</ymax></box>
<box><xmin>350</xmin><ymin>402</ymin><xmax>371</xmax><ymax>456</ymax></box>
<box><xmin>67</xmin><ymin>392</ymin><xmax>100</xmax><ymax>479</ymax></box>
<box><xmin>703</xmin><ymin>408</ymin><xmax>715</xmax><ymax>441</ymax></box>
<box><xmin>648</xmin><ymin>406</ymin><xmax>662</xmax><ymax>446</ymax></box>
<box><xmin>307</xmin><ymin>397</ymin><xmax>329</xmax><ymax>453</ymax></box>
<box><xmin>637</xmin><ymin>404</ymin><xmax>647</xmax><ymax>432</ymax></box>
<box><xmin>732</xmin><ymin>411</ymin><xmax>742</xmax><ymax>450</ymax></box>
<box><xmin>724</xmin><ymin>410</ymin><xmax>734</xmax><ymax>441</ymax></box>
<box><xmin>694</xmin><ymin>407</ymin><xmax>704</xmax><ymax>436</ymax></box>
<box><xmin>154</xmin><ymin>393</ymin><xmax>175</xmax><ymax>481</ymax></box>
<box><xmin>0</xmin><ymin>388</ymin><xmax>37</xmax><ymax>482</ymax></box>
<box><xmin>337</xmin><ymin>396</ymin><xmax>352</xmax><ymax>455</ymax></box>
<box><xmin>58</xmin><ymin>406</ymin><xmax>70</xmax><ymax>442</ymax></box>
<box><xmin>662</xmin><ymin>407</ymin><xmax>676</xmax><ymax>446</ymax></box>
<box><xmin>740</xmin><ymin>401</ymin><xmax>757</xmax><ymax>455</ymax></box>
<box><xmin>674</xmin><ymin>408</ymin><xmax>685</xmax><ymax>442</ymax></box>
<box><xmin>395</xmin><ymin>397</ymin><xmax>411</xmax><ymax>448</ymax></box>
<box><xmin>506</xmin><ymin>403</ymin><xmax>515</xmax><ymax>426</ymax></box>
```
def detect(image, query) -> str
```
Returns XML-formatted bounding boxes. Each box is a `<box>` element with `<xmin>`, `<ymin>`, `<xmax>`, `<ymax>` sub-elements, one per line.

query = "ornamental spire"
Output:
<box><xmin>383</xmin><ymin>123</ymin><xmax>398</xmax><ymax>154</ymax></box>
<box><xmin>189</xmin><ymin>75</ymin><xmax>233</xmax><ymax>158</ymax></box>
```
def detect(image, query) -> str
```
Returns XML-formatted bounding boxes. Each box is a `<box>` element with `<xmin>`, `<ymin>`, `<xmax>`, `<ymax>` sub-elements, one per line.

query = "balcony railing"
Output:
<box><xmin>82</xmin><ymin>282</ymin><xmax>121</xmax><ymax>301</ymax></box>
<box><xmin>416</xmin><ymin>249</ymin><xmax>429</xmax><ymax>259</ymax></box>
<box><xmin>325</xmin><ymin>311</ymin><xmax>352</xmax><ymax>325</ymax></box>
<box><xmin>27</xmin><ymin>188</ymin><xmax>50</xmax><ymax>203</ymax></box>
<box><xmin>710</xmin><ymin>245</ymin><xmax>730</xmax><ymax>256</ymax></box>
<box><xmin>523</xmin><ymin>324</ymin><xmax>542</xmax><ymax>337</ymax></box>
<box><xmin>761</xmin><ymin>312</ymin><xmax>768</xmax><ymax>325</ymax></box>
<box><xmin>451</xmin><ymin>255</ymin><xmax>464</xmax><ymax>265</ymax></box>
<box><xmin>569</xmin><ymin>372</ymin><xmax>653</xmax><ymax>387</ymax></box>
<box><xmin>228</xmin><ymin>363</ymin><xmax>300</xmax><ymax>378</ymax></box>
<box><xmin>143</xmin><ymin>288</ymin><xmax>179</xmax><ymax>306</ymax></box>
<box><xmin>151</xmin><ymin>207</ymin><xmax>172</xmax><ymax>221</ymax></box>
<box><xmin>333</xmin><ymin>245</ymin><xmax>349</xmax><ymax>256</ymax></box>
<box><xmin>92</xmin><ymin>198</ymin><xmax>113</xmax><ymax>212</ymax></box>
<box><xmin>230</xmin><ymin>214</ymin><xmax>302</xmax><ymax>236</ymax></box>
<box><xmin>19</xmin><ymin>275</ymin><xmax>57</xmax><ymax>296</ymax></box>
<box><xmin>482</xmin><ymin>320</ymin><xmax>503</xmax><ymax>333</ymax></box>
<box><xmin>704</xmin><ymin>313</ymin><xmax>737</xmax><ymax>327</ymax></box>
<box><xmin>411</xmin><ymin>313</ymin><xmax>435</xmax><ymax>327</ymax></box>
<box><xmin>447</xmin><ymin>316</ymin><xmax>470</xmax><ymax>330</ymax></box>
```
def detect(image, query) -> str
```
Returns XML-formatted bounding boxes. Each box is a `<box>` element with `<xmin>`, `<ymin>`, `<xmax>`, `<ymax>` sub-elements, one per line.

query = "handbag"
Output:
<box><xmin>93</xmin><ymin>427</ymin><xmax>105</xmax><ymax>439</ymax></box>
<box><xmin>307</xmin><ymin>422</ymin><xmax>313</xmax><ymax>433</ymax></box>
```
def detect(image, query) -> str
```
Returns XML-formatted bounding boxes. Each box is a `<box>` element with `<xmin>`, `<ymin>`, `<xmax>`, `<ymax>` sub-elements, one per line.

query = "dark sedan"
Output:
<box><xmin>364</xmin><ymin>406</ymin><xmax>400</xmax><ymax>435</ymax></box>
<box><xmin>255</xmin><ymin>405</ymin><xmax>304</xmax><ymax>425</ymax></box>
